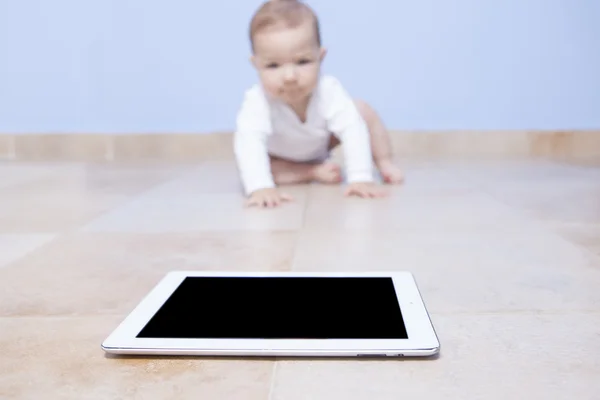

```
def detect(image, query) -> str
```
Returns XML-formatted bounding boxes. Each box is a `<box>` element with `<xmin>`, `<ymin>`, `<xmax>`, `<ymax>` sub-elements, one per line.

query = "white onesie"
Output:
<box><xmin>234</xmin><ymin>75</ymin><xmax>374</xmax><ymax>195</ymax></box>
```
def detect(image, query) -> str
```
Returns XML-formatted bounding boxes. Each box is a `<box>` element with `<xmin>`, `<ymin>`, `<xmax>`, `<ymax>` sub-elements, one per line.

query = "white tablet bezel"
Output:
<box><xmin>102</xmin><ymin>271</ymin><xmax>439</xmax><ymax>357</ymax></box>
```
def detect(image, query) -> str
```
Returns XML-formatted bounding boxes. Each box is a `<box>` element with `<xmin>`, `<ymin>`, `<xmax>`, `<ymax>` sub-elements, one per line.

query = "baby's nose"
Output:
<box><xmin>283</xmin><ymin>66</ymin><xmax>297</xmax><ymax>82</ymax></box>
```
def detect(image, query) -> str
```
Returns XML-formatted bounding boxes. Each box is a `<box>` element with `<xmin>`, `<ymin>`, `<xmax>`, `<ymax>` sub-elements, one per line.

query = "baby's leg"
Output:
<box><xmin>270</xmin><ymin>155</ymin><xmax>342</xmax><ymax>185</ymax></box>
<box><xmin>354</xmin><ymin>99</ymin><xmax>404</xmax><ymax>184</ymax></box>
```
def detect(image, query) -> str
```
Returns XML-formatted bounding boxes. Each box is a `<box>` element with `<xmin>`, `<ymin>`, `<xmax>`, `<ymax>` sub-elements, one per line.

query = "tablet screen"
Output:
<box><xmin>137</xmin><ymin>277</ymin><xmax>408</xmax><ymax>339</ymax></box>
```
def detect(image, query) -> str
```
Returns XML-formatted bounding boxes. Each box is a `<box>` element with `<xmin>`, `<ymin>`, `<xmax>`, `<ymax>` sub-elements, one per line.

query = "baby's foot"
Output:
<box><xmin>378</xmin><ymin>159</ymin><xmax>404</xmax><ymax>184</ymax></box>
<box><xmin>312</xmin><ymin>161</ymin><xmax>342</xmax><ymax>184</ymax></box>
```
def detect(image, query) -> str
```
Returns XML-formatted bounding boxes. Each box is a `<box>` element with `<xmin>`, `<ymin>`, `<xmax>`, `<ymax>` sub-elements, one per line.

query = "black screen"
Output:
<box><xmin>137</xmin><ymin>277</ymin><xmax>408</xmax><ymax>339</ymax></box>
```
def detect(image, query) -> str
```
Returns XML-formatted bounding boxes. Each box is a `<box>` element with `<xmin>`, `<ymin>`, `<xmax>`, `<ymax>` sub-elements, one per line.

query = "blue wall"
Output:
<box><xmin>0</xmin><ymin>0</ymin><xmax>599</xmax><ymax>133</ymax></box>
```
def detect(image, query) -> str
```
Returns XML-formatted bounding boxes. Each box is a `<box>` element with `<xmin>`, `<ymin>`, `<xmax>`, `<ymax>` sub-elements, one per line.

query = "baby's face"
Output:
<box><xmin>252</xmin><ymin>21</ymin><xmax>325</xmax><ymax>107</ymax></box>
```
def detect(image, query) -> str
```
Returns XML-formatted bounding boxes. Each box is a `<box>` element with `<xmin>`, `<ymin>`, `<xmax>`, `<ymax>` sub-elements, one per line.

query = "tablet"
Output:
<box><xmin>101</xmin><ymin>271</ymin><xmax>440</xmax><ymax>357</ymax></box>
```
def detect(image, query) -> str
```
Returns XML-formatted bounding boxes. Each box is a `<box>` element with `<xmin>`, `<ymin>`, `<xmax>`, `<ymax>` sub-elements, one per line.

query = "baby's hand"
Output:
<box><xmin>344</xmin><ymin>182</ymin><xmax>388</xmax><ymax>198</ymax></box>
<box><xmin>246</xmin><ymin>188</ymin><xmax>293</xmax><ymax>208</ymax></box>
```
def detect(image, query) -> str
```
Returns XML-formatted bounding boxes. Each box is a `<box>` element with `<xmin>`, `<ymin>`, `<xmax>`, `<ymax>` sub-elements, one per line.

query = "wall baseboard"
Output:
<box><xmin>0</xmin><ymin>131</ymin><xmax>598</xmax><ymax>163</ymax></box>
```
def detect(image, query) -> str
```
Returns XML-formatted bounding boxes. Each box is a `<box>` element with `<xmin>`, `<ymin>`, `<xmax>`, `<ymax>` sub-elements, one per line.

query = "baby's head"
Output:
<box><xmin>249</xmin><ymin>0</ymin><xmax>326</xmax><ymax>107</ymax></box>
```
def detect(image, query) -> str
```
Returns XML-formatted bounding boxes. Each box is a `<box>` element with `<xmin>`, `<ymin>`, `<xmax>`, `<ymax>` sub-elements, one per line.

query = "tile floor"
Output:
<box><xmin>0</xmin><ymin>159</ymin><xmax>599</xmax><ymax>399</ymax></box>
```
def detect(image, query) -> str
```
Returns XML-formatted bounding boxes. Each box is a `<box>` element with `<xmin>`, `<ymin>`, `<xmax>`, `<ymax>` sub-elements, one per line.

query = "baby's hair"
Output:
<box><xmin>249</xmin><ymin>0</ymin><xmax>321</xmax><ymax>52</ymax></box>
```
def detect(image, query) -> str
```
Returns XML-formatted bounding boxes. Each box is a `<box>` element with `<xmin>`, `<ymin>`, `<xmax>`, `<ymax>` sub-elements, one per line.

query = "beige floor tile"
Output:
<box><xmin>128</xmin><ymin>162</ymin><xmax>247</xmax><ymax>194</ymax></box>
<box><xmin>0</xmin><ymin>162</ymin><xmax>66</xmax><ymax>189</ymax></box>
<box><xmin>0</xmin><ymin>232</ymin><xmax>296</xmax><ymax>317</ymax></box>
<box><xmin>0</xmin><ymin>186</ymin><xmax>127</xmax><ymax>233</ymax></box>
<box><xmin>303</xmin><ymin>185</ymin><xmax>528</xmax><ymax>231</ymax></box>
<box><xmin>551</xmin><ymin>223</ymin><xmax>600</xmax><ymax>256</ymax></box>
<box><xmin>384</xmin><ymin>162</ymin><xmax>480</xmax><ymax>193</ymax></box>
<box><xmin>434</xmin><ymin>159</ymin><xmax>600</xmax><ymax>183</ymax></box>
<box><xmin>0</xmin><ymin>316</ymin><xmax>273</xmax><ymax>400</ymax></box>
<box><xmin>0</xmin><ymin>234</ymin><xmax>56</xmax><ymax>269</ymax></box>
<box><xmin>0</xmin><ymin>163</ymin><xmax>185</xmax><ymax>233</ymax></box>
<box><xmin>81</xmin><ymin>183</ymin><xmax>308</xmax><ymax>232</ymax></box>
<box><xmin>292</xmin><ymin>230</ymin><xmax>600</xmax><ymax>313</ymax></box>
<box><xmin>271</xmin><ymin>313</ymin><xmax>600</xmax><ymax>400</ymax></box>
<box><xmin>483</xmin><ymin>181</ymin><xmax>600</xmax><ymax>224</ymax></box>
<box><xmin>10</xmin><ymin>162</ymin><xmax>188</xmax><ymax>196</ymax></box>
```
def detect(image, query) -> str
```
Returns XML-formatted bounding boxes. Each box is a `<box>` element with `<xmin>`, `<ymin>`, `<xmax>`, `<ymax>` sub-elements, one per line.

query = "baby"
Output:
<box><xmin>234</xmin><ymin>0</ymin><xmax>404</xmax><ymax>208</ymax></box>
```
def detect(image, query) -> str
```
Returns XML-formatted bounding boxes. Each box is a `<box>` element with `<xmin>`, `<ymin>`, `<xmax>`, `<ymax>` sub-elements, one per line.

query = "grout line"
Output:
<box><xmin>287</xmin><ymin>185</ymin><xmax>311</xmax><ymax>272</ymax></box>
<box><xmin>298</xmin><ymin>183</ymin><xmax>311</xmax><ymax>231</ymax></box>
<box><xmin>70</xmin><ymin>169</ymin><xmax>191</xmax><ymax>234</ymax></box>
<box><xmin>429</xmin><ymin>309</ymin><xmax>600</xmax><ymax>316</ymax></box>
<box><xmin>2</xmin><ymin>309</ymin><xmax>600</xmax><ymax>321</ymax></box>
<box><xmin>267</xmin><ymin>362</ymin><xmax>278</xmax><ymax>400</ymax></box>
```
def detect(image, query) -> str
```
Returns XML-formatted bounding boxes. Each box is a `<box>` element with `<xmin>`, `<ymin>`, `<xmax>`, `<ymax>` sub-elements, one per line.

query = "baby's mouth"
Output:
<box><xmin>282</xmin><ymin>87</ymin><xmax>301</xmax><ymax>97</ymax></box>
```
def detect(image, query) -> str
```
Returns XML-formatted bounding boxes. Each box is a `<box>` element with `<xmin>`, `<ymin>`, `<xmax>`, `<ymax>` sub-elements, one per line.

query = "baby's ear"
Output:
<box><xmin>319</xmin><ymin>47</ymin><xmax>327</xmax><ymax>61</ymax></box>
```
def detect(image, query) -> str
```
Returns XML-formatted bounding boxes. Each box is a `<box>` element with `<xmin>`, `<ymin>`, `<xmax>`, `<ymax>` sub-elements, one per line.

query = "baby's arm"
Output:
<box><xmin>234</xmin><ymin>89</ymin><xmax>292</xmax><ymax>207</ymax></box>
<box><xmin>322</xmin><ymin>77</ymin><xmax>387</xmax><ymax>198</ymax></box>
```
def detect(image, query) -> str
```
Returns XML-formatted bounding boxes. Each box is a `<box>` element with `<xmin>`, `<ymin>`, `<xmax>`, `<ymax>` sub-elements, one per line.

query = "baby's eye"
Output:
<box><xmin>297</xmin><ymin>59</ymin><xmax>311</xmax><ymax>65</ymax></box>
<box><xmin>266</xmin><ymin>63</ymin><xmax>279</xmax><ymax>69</ymax></box>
